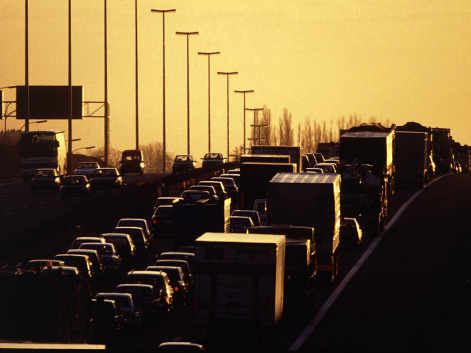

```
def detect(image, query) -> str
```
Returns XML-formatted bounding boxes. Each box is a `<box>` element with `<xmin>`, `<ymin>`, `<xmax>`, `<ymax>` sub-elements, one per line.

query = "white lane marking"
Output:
<box><xmin>288</xmin><ymin>173</ymin><xmax>451</xmax><ymax>351</ymax></box>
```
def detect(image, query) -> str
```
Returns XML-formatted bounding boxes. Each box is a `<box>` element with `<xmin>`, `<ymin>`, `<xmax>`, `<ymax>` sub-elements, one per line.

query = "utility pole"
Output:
<box><xmin>24</xmin><ymin>0</ymin><xmax>29</xmax><ymax>133</ymax></box>
<box><xmin>176</xmin><ymin>31</ymin><xmax>199</xmax><ymax>155</ymax></box>
<box><xmin>198</xmin><ymin>51</ymin><xmax>220</xmax><ymax>153</ymax></box>
<box><xmin>67</xmin><ymin>0</ymin><xmax>73</xmax><ymax>174</ymax></box>
<box><xmin>151</xmin><ymin>9</ymin><xmax>176</xmax><ymax>173</ymax></box>
<box><xmin>234</xmin><ymin>89</ymin><xmax>254</xmax><ymax>154</ymax></box>
<box><xmin>217</xmin><ymin>71</ymin><xmax>238</xmax><ymax>161</ymax></box>
<box><xmin>104</xmin><ymin>0</ymin><xmax>109</xmax><ymax>166</ymax></box>
<box><xmin>246</xmin><ymin>107</ymin><xmax>265</xmax><ymax>146</ymax></box>
<box><xmin>134</xmin><ymin>0</ymin><xmax>139</xmax><ymax>150</ymax></box>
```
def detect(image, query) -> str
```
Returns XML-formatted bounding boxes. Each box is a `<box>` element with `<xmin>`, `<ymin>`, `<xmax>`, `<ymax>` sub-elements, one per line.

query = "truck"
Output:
<box><xmin>239</xmin><ymin>161</ymin><xmax>297</xmax><ymax>210</ymax></box>
<box><xmin>431</xmin><ymin>127</ymin><xmax>452</xmax><ymax>174</ymax></box>
<box><xmin>394</xmin><ymin>131</ymin><xmax>428</xmax><ymax>188</ymax></box>
<box><xmin>316</xmin><ymin>142</ymin><xmax>340</xmax><ymax>159</ymax></box>
<box><xmin>267</xmin><ymin>172</ymin><xmax>341</xmax><ymax>282</ymax></box>
<box><xmin>247</xmin><ymin>225</ymin><xmax>316</xmax><ymax>298</ymax></box>
<box><xmin>239</xmin><ymin>154</ymin><xmax>291</xmax><ymax>164</ymax></box>
<box><xmin>339</xmin><ymin>124</ymin><xmax>395</xmax><ymax>236</ymax></box>
<box><xmin>193</xmin><ymin>232</ymin><xmax>285</xmax><ymax>327</ymax></box>
<box><xmin>17</xmin><ymin>130</ymin><xmax>67</xmax><ymax>181</ymax></box>
<box><xmin>250</xmin><ymin>145</ymin><xmax>302</xmax><ymax>172</ymax></box>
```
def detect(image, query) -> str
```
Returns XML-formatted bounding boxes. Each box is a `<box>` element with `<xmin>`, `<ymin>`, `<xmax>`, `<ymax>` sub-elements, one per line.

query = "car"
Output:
<box><xmin>146</xmin><ymin>265</ymin><xmax>189</xmax><ymax>306</ymax></box>
<box><xmin>73</xmin><ymin>161</ymin><xmax>100</xmax><ymax>177</ymax></box>
<box><xmin>325</xmin><ymin>157</ymin><xmax>340</xmax><ymax>168</ymax></box>
<box><xmin>151</xmin><ymin>205</ymin><xmax>176</xmax><ymax>235</ymax></box>
<box><xmin>314</xmin><ymin>163</ymin><xmax>336</xmax><ymax>174</ymax></box>
<box><xmin>30</xmin><ymin>168</ymin><xmax>61</xmax><ymax>192</ymax></box>
<box><xmin>94</xmin><ymin>292</ymin><xmax>142</xmax><ymax>329</ymax></box>
<box><xmin>181</xmin><ymin>190</ymin><xmax>211</xmax><ymax>203</ymax></box>
<box><xmin>340</xmin><ymin>217</ymin><xmax>363</xmax><ymax>248</ymax></box>
<box><xmin>102</xmin><ymin>233</ymin><xmax>136</xmax><ymax>266</ymax></box>
<box><xmin>188</xmin><ymin>185</ymin><xmax>219</xmax><ymax>202</ymax></box>
<box><xmin>114</xmin><ymin>226</ymin><xmax>150</xmax><ymax>259</ymax></box>
<box><xmin>231</xmin><ymin>209</ymin><xmax>261</xmax><ymax>226</ymax></box>
<box><xmin>156</xmin><ymin>341</ymin><xmax>206</xmax><ymax>352</ymax></box>
<box><xmin>119</xmin><ymin>149</ymin><xmax>145</xmax><ymax>175</ymax></box>
<box><xmin>39</xmin><ymin>265</ymin><xmax>80</xmax><ymax>279</ymax></box>
<box><xmin>22</xmin><ymin>259</ymin><xmax>65</xmax><ymax>275</ymax></box>
<box><xmin>54</xmin><ymin>253</ymin><xmax>93</xmax><ymax>280</ymax></box>
<box><xmin>227</xmin><ymin>168</ymin><xmax>240</xmax><ymax>175</ymax></box>
<box><xmin>79</xmin><ymin>242</ymin><xmax>122</xmax><ymax>272</ymax></box>
<box><xmin>126</xmin><ymin>270</ymin><xmax>175</xmax><ymax>311</ymax></box>
<box><xmin>314</xmin><ymin>152</ymin><xmax>325</xmax><ymax>163</ymax></box>
<box><xmin>152</xmin><ymin>196</ymin><xmax>183</xmax><ymax>213</ymax></box>
<box><xmin>201</xmin><ymin>152</ymin><xmax>224</xmax><ymax>169</ymax></box>
<box><xmin>229</xmin><ymin>215</ymin><xmax>254</xmax><ymax>233</ymax></box>
<box><xmin>156</xmin><ymin>251</ymin><xmax>196</xmax><ymax>272</ymax></box>
<box><xmin>154</xmin><ymin>259</ymin><xmax>193</xmax><ymax>289</ymax></box>
<box><xmin>60</xmin><ymin>175</ymin><xmax>91</xmax><ymax>198</ymax></box>
<box><xmin>198</xmin><ymin>180</ymin><xmax>228</xmax><ymax>200</ymax></box>
<box><xmin>67</xmin><ymin>248</ymin><xmax>103</xmax><ymax>276</ymax></box>
<box><xmin>210</xmin><ymin>177</ymin><xmax>239</xmax><ymax>195</ymax></box>
<box><xmin>70</xmin><ymin>236</ymin><xmax>105</xmax><ymax>249</ymax></box>
<box><xmin>89</xmin><ymin>168</ymin><xmax>124</xmax><ymax>191</ymax></box>
<box><xmin>89</xmin><ymin>298</ymin><xmax>124</xmax><ymax>342</ymax></box>
<box><xmin>219</xmin><ymin>173</ymin><xmax>240</xmax><ymax>188</ymax></box>
<box><xmin>115</xmin><ymin>283</ymin><xmax>168</xmax><ymax>318</ymax></box>
<box><xmin>305</xmin><ymin>167</ymin><xmax>324</xmax><ymax>174</ymax></box>
<box><xmin>252</xmin><ymin>198</ymin><xmax>268</xmax><ymax>225</ymax></box>
<box><xmin>305</xmin><ymin>153</ymin><xmax>318</xmax><ymax>168</ymax></box>
<box><xmin>302</xmin><ymin>154</ymin><xmax>310</xmax><ymax>171</ymax></box>
<box><xmin>172</xmin><ymin>155</ymin><xmax>196</xmax><ymax>174</ymax></box>
<box><xmin>115</xmin><ymin>218</ymin><xmax>152</xmax><ymax>241</ymax></box>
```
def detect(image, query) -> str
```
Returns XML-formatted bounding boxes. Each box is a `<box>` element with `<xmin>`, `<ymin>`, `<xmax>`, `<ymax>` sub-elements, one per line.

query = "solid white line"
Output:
<box><xmin>288</xmin><ymin>173</ymin><xmax>451</xmax><ymax>351</ymax></box>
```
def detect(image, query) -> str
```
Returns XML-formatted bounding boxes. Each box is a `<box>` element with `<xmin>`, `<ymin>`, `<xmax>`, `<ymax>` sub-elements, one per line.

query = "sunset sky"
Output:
<box><xmin>1</xmin><ymin>0</ymin><xmax>471</xmax><ymax>162</ymax></box>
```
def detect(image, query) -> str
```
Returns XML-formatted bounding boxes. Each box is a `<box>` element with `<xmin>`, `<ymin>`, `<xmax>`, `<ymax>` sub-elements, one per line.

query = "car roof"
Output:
<box><xmin>116</xmin><ymin>283</ymin><xmax>153</xmax><ymax>290</ymax></box>
<box><xmin>118</xmin><ymin>218</ymin><xmax>147</xmax><ymax>223</ymax></box>
<box><xmin>157</xmin><ymin>342</ymin><xmax>205</xmax><ymax>350</ymax></box>
<box><xmin>102</xmin><ymin>232</ymin><xmax>132</xmax><ymax>239</ymax></box>
<box><xmin>127</xmin><ymin>270</ymin><xmax>168</xmax><ymax>278</ymax></box>
<box><xmin>41</xmin><ymin>266</ymin><xmax>79</xmax><ymax>275</ymax></box>
<box><xmin>96</xmin><ymin>292</ymin><xmax>132</xmax><ymax>300</ymax></box>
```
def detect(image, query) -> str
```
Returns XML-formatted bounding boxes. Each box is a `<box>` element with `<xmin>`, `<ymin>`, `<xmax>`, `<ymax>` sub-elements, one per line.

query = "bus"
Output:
<box><xmin>18</xmin><ymin>130</ymin><xmax>67</xmax><ymax>180</ymax></box>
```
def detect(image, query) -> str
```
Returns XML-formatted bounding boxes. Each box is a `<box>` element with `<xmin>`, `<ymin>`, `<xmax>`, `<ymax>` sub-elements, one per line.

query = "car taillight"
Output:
<box><xmin>174</xmin><ymin>286</ymin><xmax>179</xmax><ymax>292</ymax></box>
<box><xmin>152</xmin><ymin>219</ymin><xmax>157</xmax><ymax>225</ymax></box>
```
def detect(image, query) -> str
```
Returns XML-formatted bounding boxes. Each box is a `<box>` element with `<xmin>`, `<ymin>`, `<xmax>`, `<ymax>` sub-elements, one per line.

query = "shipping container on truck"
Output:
<box><xmin>316</xmin><ymin>142</ymin><xmax>340</xmax><ymax>159</ymax></box>
<box><xmin>194</xmin><ymin>232</ymin><xmax>285</xmax><ymax>327</ymax></box>
<box><xmin>394</xmin><ymin>131</ymin><xmax>428</xmax><ymax>188</ymax></box>
<box><xmin>431</xmin><ymin>127</ymin><xmax>452</xmax><ymax>174</ymax></box>
<box><xmin>267</xmin><ymin>172</ymin><xmax>341</xmax><ymax>282</ymax></box>
<box><xmin>239</xmin><ymin>162</ymin><xmax>297</xmax><ymax>210</ymax></box>
<box><xmin>251</xmin><ymin>145</ymin><xmax>302</xmax><ymax>172</ymax></box>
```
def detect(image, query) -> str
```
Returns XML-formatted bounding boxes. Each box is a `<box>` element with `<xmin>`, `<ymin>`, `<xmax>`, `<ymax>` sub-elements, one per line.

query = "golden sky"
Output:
<box><xmin>1</xmin><ymin>0</ymin><xmax>471</xmax><ymax>161</ymax></box>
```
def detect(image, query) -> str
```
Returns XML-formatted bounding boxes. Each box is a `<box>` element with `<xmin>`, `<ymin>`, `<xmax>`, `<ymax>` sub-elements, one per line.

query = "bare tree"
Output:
<box><xmin>279</xmin><ymin>108</ymin><xmax>294</xmax><ymax>146</ymax></box>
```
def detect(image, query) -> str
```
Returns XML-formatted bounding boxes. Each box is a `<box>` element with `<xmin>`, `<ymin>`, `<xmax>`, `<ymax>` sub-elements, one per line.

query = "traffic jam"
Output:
<box><xmin>1</xmin><ymin>122</ymin><xmax>469</xmax><ymax>352</ymax></box>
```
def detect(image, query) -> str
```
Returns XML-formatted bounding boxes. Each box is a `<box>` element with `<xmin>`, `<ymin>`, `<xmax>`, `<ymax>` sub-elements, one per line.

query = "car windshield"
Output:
<box><xmin>78</xmin><ymin>163</ymin><xmax>98</xmax><ymax>169</ymax></box>
<box><xmin>204</xmin><ymin>153</ymin><xmax>222</xmax><ymax>159</ymax></box>
<box><xmin>81</xmin><ymin>243</ymin><xmax>114</xmax><ymax>255</ymax></box>
<box><xmin>149</xmin><ymin>267</ymin><xmax>181</xmax><ymax>283</ymax></box>
<box><xmin>183</xmin><ymin>191</ymin><xmax>209</xmax><ymax>201</ymax></box>
<box><xmin>115</xmin><ymin>227</ymin><xmax>145</xmax><ymax>243</ymax></box>
<box><xmin>118</xmin><ymin>220</ymin><xmax>145</xmax><ymax>229</ymax></box>
<box><xmin>155</xmin><ymin>206</ymin><xmax>174</xmax><ymax>217</ymax></box>
<box><xmin>175</xmin><ymin>155</ymin><xmax>193</xmax><ymax>162</ymax></box>
<box><xmin>190</xmin><ymin>185</ymin><xmax>216</xmax><ymax>195</ymax></box>
<box><xmin>63</xmin><ymin>176</ymin><xmax>87</xmax><ymax>185</ymax></box>
<box><xmin>122</xmin><ymin>150</ymin><xmax>142</xmax><ymax>161</ymax></box>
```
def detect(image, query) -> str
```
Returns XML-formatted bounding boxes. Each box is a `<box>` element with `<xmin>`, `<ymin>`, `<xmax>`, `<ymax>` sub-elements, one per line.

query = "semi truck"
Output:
<box><xmin>267</xmin><ymin>172</ymin><xmax>341</xmax><ymax>282</ymax></box>
<box><xmin>394</xmin><ymin>131</ymin><xmax>428</xmax><ymax>188</ymax></box>
<box><xmin>239</xmin><ymin>161</ymin><xmax>296</xmax><ymax>210</ymax></box>
<box><xmin>339</xmin><ymin>124</ymin><xmax>395</xmax><ymax>236</ymax></box>
<box><xmin>431</xmin><ymin>127</ymin><xmax>452</xmax><ymax>174</ymax></box>
<box><xmin>193</xmin><ymin>232</ymin><xmax>285</xmax><ymax>327</ymax></box>
<box><xmin>240</xmin><ymin>154</ymin><xmax>291</xmax><ymax>164</ymax></box>
<box><xmin>250</xmin><ymin>145</ymin><xmax>302</xmax><ymax>172</ymax></box>
<box><xmin>17</xmin><ymin>130</ymin><xmax>67</xmax><ymax>180</ymax></box>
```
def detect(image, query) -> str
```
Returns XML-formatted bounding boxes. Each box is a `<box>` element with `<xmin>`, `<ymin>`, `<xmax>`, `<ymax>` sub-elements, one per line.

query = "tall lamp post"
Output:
<box><xmin>134</xmin><ymin>0</ymin><xmax>139</xmax><ymax>150</ymax></box>
<box><xmin>67</xmin><ymin>0</ymin><xmax>73</xmax><ymax>174</ymax></box>
<box><xmin>176</xmin><ymin>31</ymin><xmax>199</xmax><ymax>155</ymax></box>
<box><xmin>104</xmin><ymin>0</ymin><xmax>109</xmax><ymax>167</ymax></box>
<box><xmin>151</xmin><ymin>8</ymin><xmax>176</xmax><ymax>173</ymax></box>
<box><xmin>217</xmin><ymin>71</ymin><xmax>238</xmax><ymax>161</ymax></box>
<box><xmin>198</xmin><ymin>51</ymin><xmax>220</xmax><ymax>153</ymax></box>
<box><xmin>234</xmin><ymin>89</ymin><xmax>254</xmax><ymax>154</ymax></box>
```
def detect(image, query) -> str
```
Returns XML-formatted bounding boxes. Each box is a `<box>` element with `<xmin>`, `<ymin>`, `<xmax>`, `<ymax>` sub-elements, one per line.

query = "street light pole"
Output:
<box><xmin>24</xmin><ymin>0</ymin><xmax>29</xmax><ymax>133</ymax></box>
<box><xmin>67</xmin><ymin>0</ymin><xmax>73</xmax><ymax>174</ymax></box>
<box><xmin>234</xmin><ymin>89</ymin><xmax>254</xmax><ymax>154</ymax></box>
<box><xmin>246</xmin><ymin>107</ymin><xmax>264</xmax><ymax>146</ymax></box>
<box><xmin>176</xmin><ymin>31</ymin><xmax>199</xmax><ymax>155</ymax></box>
<box><xmin>198</xmin><ymin>51</ymin><xmax>220</xmax><ymax>153</ymax></box>
<box><xmin>104</xmin><ymin>0</ymin><xmax>109</xmax><ymax>167</ymax></box>
<box><xmin>134</xmin><ymin>0</ymin><xmax>139</xmax><ymax>150</ymax></box>
<box><xmin>151</xmin><ymin>9</ymin><xmax>176</xmax><ymax>173</ymax></box>
<box><xmin>217</xmin><ymin>71</ymin><xmax>238</xmax><ymax>161</ymax></box>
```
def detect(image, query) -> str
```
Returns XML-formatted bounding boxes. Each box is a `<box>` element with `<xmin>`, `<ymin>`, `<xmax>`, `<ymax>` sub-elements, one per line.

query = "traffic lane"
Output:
<box><xmin>298</xmin><ymin>175</ymin><xmax>471</xmax><ymax>353</ymax></box>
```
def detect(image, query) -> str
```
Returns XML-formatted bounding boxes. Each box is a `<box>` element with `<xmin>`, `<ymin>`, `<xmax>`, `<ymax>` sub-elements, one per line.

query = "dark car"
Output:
<box><xmin>113</xmin><ymin>226</ymin><xmax>150</xmax><ymax>259</ymax></box>
<box><xmin>314</xmin><ymin>152</ymin><xmax>325</xmax><ymax>163</ymax></box>
<box><xmin>119</xmin><ymin>149</ymin><xmax>145</xmax><ymax>175</ymax></box>
<box><xmin>198</xmin><ymin>180</ymin><xmax>228</xmax><ymax>200</ymax></box>
<box><xmin>152</xmin><ymin>196</ymin><xmax>183</xmax><ymax>214</ymax></box>
<box><xmin>154</xmin><ymin>259</ymin><xmax>193</xmax><ymax>289</ymax></box>
<box><xmin>94</xmin><ymin>292</ymin><xmax>142</xmax><ymax>329</ymax></box>
<box><xmin>102</xmin><ymin>233</ymin><xmax>136</xmax><ymax>265</ymax></box>
<box><xmin>60</xmin><ymin>175</ymin><xmax>91</xmax><ymax>199</ymax></box>
<box><xmin>229</xmin><ymin>215</ymin><xmax>254</xmax><ymax>233</ymax></box>
<box><xmin>116</xmin><ymin>218</ymin><xmax>152</xmax><ymax>241</ymax></box>
<box><xmin>30</xmin><ymin>168</ymin><xmax>61</xmax><ymax>192</ymax></box>
<box><xmin>67</xmin><ymin>248</ymin><xmax>103</xmax><ymax>276</ymax></box>
<box><xmin>305</xmin><ymin>153</ymin><xmax>318</xmax><ymax>168</ymax></box>
<box><xmin>79</xmin><ymin>242</ymin><xmax>122</xmax><ymax>272</ymax></box>
<box><xmin>201</xmin><ymin>152</ymin><xmax>224</xmax><ymax>169</ymax></box>
<box><xmin>231</xmin><ymin>209</ymin><xmax>261</xmax><ymax>226</ymax></box>
<box><xmin>115</xmin><ymin>283</ymin><xmax>167</xmax><ymax>318</ymax></box>
<box><xmin>70</xmin><ymin>236</ymin><xmax>105</xmax><ymax>249</ymax></box>
<box><xmin>54</xmin><ymin>253</ymin><xmax>93</xmax><ymax>280</ymax></box>
<box><xmin>219</xmin><ymin>173</ymin><xmax>240</xmax><ymax>188</ymax></box>
<box><xmin>210</xmin><ymin>177</ymin><xmax>239</xmax><ymax>195</ymax></box>
<box><xmin>89</xmin><ymin>168</ymin><xmax>124</xmax><ymax>191</ymax></box>
<box><xmin>126</xmin><ymin>270</ymin><xmax>174</xmax><ymax>312</ymax></box>
<box><xmin>90</xmin><ymin>298</ymin><xmax>124</xmax><ymax>342</ymax></box>
<box><xmin>146</xmin><ymin>265</ymin><xmax>189</xmax><ymax>306</ymax></box>
<box><xmin>181</xmin><ymin>190</ymin><xmax>211</xmax><ymax>203</ymax></box>
<box><xmin>151</xmin><ymin>205</ymin><xmax>176</xmax><ymax>235</ymax></box>
<box><xmin>22</xmin><ymin>259</ymin><xmax>65</xmax><ymax>275</ymax></box>
<box><xmin>172</xmin><ymin>155</ymin><xmax>196</xmax><ymax>174</ymax></box>
<box><xmin>188</xmin><ymin>185</ymin><xmax>219</xmax><ymax>202</ymax></box>
<box><xmin>156</xmin><ymin>252</ymin><xmax>196</xmax><ymax>273</ymax></box>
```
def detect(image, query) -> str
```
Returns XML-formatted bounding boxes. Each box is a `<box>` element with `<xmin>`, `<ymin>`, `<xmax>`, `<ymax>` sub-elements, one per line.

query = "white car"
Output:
<box><xmin>73</xmin><ymin>161</ymin><xmax>100</xmax><ymax>177</ymax></box>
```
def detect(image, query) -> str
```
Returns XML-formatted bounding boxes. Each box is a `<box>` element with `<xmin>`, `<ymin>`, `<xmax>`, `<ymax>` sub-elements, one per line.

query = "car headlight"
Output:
<box><xmin>140</xmin><ymin>162</ymin><xmax>145</xmax><ymax>168</ymax></box>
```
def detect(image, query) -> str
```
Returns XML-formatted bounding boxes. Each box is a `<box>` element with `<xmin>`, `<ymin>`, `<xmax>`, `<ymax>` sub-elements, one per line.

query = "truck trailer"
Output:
<box><xmin>194</xmin><ymin>232</ymin><xmax>285</xmax><ymax>327</ymax></box>
<box><xmin>250</xmin><ymin>145</ymin><xmax>302</xmax><ymax>172</ymax></box>
<box><xmin>394</xmin><ymin>131</ymin><xmax>428</xmax><ymax>188</ymax></box>
<box><xmin>267</xmin><ymin>172</ymin><xmax>341</xmax><ymax>282</ymax></box>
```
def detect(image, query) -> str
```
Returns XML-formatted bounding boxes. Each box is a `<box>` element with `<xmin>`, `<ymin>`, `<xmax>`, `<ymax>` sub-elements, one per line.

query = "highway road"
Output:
<box><xmin>0</xmin><ymin>173</ymin><xmax>469</xmax><ymax>352</ymax></box>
